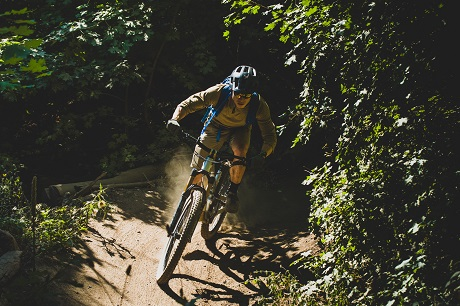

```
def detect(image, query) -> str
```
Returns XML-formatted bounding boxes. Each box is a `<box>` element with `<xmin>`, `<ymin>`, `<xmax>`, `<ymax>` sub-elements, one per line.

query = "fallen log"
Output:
<box><xmin>42</xmin><ymin>165</ymin><xmax>164</xmax><ymax>205</ymax></box>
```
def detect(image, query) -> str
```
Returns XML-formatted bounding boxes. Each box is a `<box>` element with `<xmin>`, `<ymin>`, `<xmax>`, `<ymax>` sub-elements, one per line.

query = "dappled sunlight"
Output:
<box><xmin>103</xmin><ymin>187</ymin><xmax>169</xmax><ymax>227</ymax></box>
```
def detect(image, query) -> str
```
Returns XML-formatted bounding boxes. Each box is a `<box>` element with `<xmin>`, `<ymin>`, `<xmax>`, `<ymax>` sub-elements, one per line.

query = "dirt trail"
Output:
<box><xmin>8</xmin><ymin>158</ymin><xmax>317</xmax><ymax>306</ymax></box>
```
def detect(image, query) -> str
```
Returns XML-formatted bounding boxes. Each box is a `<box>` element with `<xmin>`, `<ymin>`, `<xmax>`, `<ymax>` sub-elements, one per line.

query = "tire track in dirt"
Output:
<box><xmin>41</xmin><ymin>172</ymin><xmax>317</xmax><ymax>306</ymax></box>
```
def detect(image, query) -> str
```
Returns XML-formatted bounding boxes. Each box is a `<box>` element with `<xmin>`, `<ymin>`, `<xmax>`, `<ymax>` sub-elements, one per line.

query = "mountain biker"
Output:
<box><xmin>166</xmin><ymin>65</ymin><xmax>277</xmax><ymax>213</ymax></box>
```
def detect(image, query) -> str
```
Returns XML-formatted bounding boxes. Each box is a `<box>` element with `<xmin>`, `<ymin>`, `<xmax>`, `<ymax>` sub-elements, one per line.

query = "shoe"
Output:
<box><xmin>226</xmin><ymin>192</ymin><xmax>239</xmax><ymax>213</ymax></box>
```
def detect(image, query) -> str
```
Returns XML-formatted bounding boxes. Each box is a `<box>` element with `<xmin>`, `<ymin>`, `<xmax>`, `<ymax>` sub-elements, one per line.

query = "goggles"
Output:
<box><xmin>234</xmin><ymin>93</ymin><xmax>252</xmax><ymax>99</ymax></box>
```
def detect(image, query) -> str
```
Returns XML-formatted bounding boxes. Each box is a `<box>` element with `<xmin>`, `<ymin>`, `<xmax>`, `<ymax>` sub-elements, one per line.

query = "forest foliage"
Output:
<box><xmin>223</xmin><ymin>1</ymin><xmax>458</xmax><ymax>304</ymax></box>
<box><xmin>1</xmin><ymin>0</ymin><xmax>459</xmax><ymax>305</ymax></box>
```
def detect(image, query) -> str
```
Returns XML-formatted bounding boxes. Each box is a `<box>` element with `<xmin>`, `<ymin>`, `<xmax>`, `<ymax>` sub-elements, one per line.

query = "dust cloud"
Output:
<box><xmin>161</xmin><ymin>144</ymin><xmax>194</xmax><ymax>221</ymax></box>
<box><xmin>159</xmin><ymin>145</ymin><xmax>309</xmax><ymax>231</ymax></box>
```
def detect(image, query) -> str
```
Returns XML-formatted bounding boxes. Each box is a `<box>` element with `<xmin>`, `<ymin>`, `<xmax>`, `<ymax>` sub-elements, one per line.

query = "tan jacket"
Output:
<box><xmin>177</xmin><ymin>84</ymin><xmax>277</xmax><ymax>156</ymax></box>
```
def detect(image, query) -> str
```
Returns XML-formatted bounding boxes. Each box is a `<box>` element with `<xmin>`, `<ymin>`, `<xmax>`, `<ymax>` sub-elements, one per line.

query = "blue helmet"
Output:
<box><xmin>230</xmin><ymin>65</ymin><xmax>259</xmax><ymax>94</ymax></box>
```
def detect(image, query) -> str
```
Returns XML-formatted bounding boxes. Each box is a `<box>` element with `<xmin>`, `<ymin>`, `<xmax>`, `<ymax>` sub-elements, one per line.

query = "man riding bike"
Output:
<box><xmin>166</xmin><ymin>65</ymin><xmax>277</xmax><ymax>213</ymax></box>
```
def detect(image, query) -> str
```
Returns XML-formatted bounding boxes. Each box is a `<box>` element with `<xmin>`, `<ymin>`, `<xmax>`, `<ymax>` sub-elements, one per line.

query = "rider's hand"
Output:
<box><xmin>251</xmin><ymin>151</ymin><xmax>266</xmax><ymax>170</ymax></box>
<box><xmin>166</xmin><ymin>119</ymin><xmax>181</xmax><ymax>135</ymax></box>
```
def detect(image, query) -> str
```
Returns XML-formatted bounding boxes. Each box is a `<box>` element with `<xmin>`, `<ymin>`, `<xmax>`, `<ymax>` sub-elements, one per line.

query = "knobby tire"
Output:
<box><xmin>200</xmin><ymin>168</ymin><xmax>230</xmax><ymax>240</ymax></box>
<box><xmin>156</xmin><ymin>189</ymin><xmax>204</xmax><ymax>284</ymax></box>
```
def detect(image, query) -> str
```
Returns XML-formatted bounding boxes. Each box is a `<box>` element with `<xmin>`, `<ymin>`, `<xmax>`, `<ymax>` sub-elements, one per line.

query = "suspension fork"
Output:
<box><xmin>167</xmin><ymin>168</ymin><xmax>210</xmax><ymax>236</ymax></box>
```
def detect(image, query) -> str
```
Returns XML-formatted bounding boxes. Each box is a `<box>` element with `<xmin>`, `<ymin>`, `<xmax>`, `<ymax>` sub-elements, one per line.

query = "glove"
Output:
<box><xmin>251</xmin><ymin>151</ymin><xmax>266</xmax><ymax>170</ymax></box>
<box><xmin>166</xmin><ymin>119</ymin><xmax>181</xmax><ymax>135</ymax></box>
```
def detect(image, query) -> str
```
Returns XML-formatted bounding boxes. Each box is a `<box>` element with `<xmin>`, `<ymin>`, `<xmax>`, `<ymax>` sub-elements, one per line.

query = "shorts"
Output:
<box><xmin>191</xmin><ymin>122</ymin><xmax>252</xmax><ymax>169</ymax></box>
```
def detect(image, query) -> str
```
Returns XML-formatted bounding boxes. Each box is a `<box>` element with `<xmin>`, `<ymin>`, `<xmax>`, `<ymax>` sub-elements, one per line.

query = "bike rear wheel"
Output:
<box><xmin>156</xmin><ymin>188</ymin><xmax>204</xmax><ymax>284</ymax></box>
<box><xmin>200</xmin><ymin>168</ymin><xmax>230</xmax><ymax>240</ymax></box>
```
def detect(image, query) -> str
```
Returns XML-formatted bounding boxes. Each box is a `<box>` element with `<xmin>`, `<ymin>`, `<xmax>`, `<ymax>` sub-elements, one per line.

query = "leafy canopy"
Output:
<box><xmin>223</xmin><ymin>0</ymin><xmax>459</xmax><ymax>304</ymax></box>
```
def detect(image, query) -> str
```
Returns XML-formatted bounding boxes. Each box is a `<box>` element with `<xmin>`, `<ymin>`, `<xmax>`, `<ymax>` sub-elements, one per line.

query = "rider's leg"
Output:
<box><xmin>224</xmin><ymin>127</ymin><xmax>250</xmax><ymax>213</ymax></box>
<box><xmin>228</xmin><ymin>126</ymin><xmax>251</xmax><ymax>185</ymax></box>
<box><xmin>228</xmin><ymin>151</ymin><xmax>247</xmax><ymax>184</ymax></box>
<box><xmin>190</xmin><ymin>125</ymin><xmax>227</xmax><ymax>185</ymax></box>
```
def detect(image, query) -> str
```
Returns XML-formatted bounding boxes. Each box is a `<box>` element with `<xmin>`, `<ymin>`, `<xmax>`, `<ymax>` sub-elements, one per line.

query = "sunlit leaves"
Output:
<box><xmin>20</xmin><ymin>58</ymin><xmax>48</xmax><ymax>73</ymax></box>
<box><xmin>0</xmin><ymin>8</ymin><xmax>48</xmax><ymax>93</ymax></box>
<box><xmin>224</xmin><ymin>0</ymin><xmax>458</xmax><ymax>304</ymax></box>
<box><xmin>305</xmin><ymin>6</ymin><xmax>318</xmax><ymax>17</ymax></box>
<box><xmin>50</xmin><ymin>3</ymin><xmax>153</xmax><ymax>59</ymax></box>
<box><xmin>37</xmin><ymin>2</ymin><xmax>156</xmax><ymax>95</ymax></box>
<box><xmin>264</xmin><ymin>22</ymin><xmax>276</xmax><ymax>31</ymax></box>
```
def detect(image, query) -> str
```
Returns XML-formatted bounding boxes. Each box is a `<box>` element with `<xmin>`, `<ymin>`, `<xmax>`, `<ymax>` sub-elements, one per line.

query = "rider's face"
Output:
<box><xmin>232</xmin><ymin>92</ymin><xmax>252</xmax><ymax>109</ymax></box>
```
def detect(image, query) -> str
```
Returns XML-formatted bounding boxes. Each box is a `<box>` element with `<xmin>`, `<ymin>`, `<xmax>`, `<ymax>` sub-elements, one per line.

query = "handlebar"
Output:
<box><xmin>179</xmin><ymin>130</ymin><xmax>247</xmax><ymax>164</ymax></box>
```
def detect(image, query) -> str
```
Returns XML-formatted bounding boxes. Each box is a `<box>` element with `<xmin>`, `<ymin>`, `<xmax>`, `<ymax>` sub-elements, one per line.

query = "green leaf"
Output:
<box><xmin>0</xmin><ymin>8</ymin><xmax>29</xmax><ymax>16</ymax></box>
<box><xmin>12</xmin><ymin>25</ymin><xmax>34</xmax><ymax>36</ymax></box>
<box><xmin>3</xmin><ymin>57</ymin><xmax>22</xmax><ymax>65</ymax></box>
<box><xmin>395</xmin><ymin>257</ymin><xmax>412</xmax><ymax>270</ymax></box>
<box><xmin>2</xmin><ymin>44</ymin><xmax>29</xmax><ymax>59</ymax></box>
<box><xmin>306</xmin><ymin>6</ymin><xmax>318</xmax><ymax>17</ymax></box>
<box><xmin>14</xmin><ymin>19</ymin><xmax>36</xmax><ymax>25</ymax></box>
<box><xmin>0</xmin><ymin>81</ymin><xmax>20</xmax><ymax>91</ymax></box>
<box><xmin>20</xmin><ymin>58</ymin><xmax>48</xmax><ymax>73</ymax></box>
<box><xmin>264</xmin><ymin>22</ymin><xmax>276</xmax><ymax>31</ymax></box>
<box><xmin>24</xmin><ymin>39</ymin><xmax>43</xmax><ymax>49</ymax></box>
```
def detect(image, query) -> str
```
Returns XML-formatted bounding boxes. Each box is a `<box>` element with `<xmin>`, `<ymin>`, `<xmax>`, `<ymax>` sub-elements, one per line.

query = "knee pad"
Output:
<box><xmin>232</xmin><ymin>158</ymin><xmax>247</xmax><ymax>167</ymax></box>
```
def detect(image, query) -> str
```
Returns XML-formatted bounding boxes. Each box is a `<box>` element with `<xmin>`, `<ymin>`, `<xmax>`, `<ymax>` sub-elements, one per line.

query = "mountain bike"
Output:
<box><xmin>156</xmin><ymin>130</ymin><xmax>247</xmax><ymax>285</ymax></box>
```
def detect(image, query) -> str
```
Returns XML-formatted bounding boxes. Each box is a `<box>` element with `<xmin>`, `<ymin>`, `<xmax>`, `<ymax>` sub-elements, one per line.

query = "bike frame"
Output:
<box><xmin>156</xmin><ymin>130</ymin><xmax>248</xmax><ymax>285</ymax></box>
<box><xmin>168</xmin><ymin>133</ymin><xmax>231</xmax><ymax>233</ymax></box>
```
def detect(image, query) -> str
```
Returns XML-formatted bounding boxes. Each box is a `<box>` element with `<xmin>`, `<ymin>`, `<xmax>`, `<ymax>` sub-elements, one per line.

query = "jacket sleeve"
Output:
<box><xmin>256</xmin><ymin>96</ymin><xmax>277</xmax><ymax>156</ymax></box>
<box><xmin>177</xmin><ymin>84</ymin><xmax>224</xmax><ymax>116</ymax></box>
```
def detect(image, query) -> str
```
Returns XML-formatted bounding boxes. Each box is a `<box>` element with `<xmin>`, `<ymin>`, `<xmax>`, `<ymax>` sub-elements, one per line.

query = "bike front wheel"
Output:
<box><xmin>200</xmin><ymin>168</ymin><xmax>230</xmax><ymax>240</ymax></box>
<box><xmin>156</xmin><ymin>188</ymin><xmax>204</xmax><ymax>284</ymax></box>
